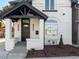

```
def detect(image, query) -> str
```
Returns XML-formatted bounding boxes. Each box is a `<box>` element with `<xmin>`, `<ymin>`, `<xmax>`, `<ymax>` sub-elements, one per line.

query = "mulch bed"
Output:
<box><xmin>26</xmin><ymin>45</ymin><xmax>79</xmax><ymax>58</ymax></box>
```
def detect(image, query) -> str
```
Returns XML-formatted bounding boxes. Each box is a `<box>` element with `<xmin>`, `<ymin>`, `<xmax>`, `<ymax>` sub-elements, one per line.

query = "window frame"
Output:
<box><xmin>50</xmin><ymin>0</ymin><xmax>54</xmax><ymax>10</ymax></box>
<box><xmin>45</xmin><ymin>0</ymin><xmax>55</xmax><ymax>10</ymax></box>
<box><xmin>45</xmin><ymin>20</ymin><xmax>58</xmax><ymax>37</ymax></box>
<box><xmin>45</xmin><ymin>0</ymin><xmax>49</xmax><ymax>10</ymax></box>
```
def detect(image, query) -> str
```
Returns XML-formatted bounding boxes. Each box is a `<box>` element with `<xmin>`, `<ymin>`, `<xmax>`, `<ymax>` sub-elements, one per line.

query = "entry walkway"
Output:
<box><xmin>0</xmin><ymin>40</ymin><xmax>27</xmax><ymax>59</ymax></box>
<box><xmin>8</xmin><ymin>42</ymin><xmax>27</xmax><ymax>59</ymax></box>
<box><xmin>0</xmin><ymin>39</ymin><xmax>8</xmax><ymax>59</ymax></box>
<box><xmin>26</xmin><ymin>56</ymin><xmax>79</xmax><ymax>59</ymax></box>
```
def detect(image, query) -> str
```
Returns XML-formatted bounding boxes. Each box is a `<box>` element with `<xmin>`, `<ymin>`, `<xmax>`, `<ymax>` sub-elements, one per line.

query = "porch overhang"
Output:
<box><xmin>10</xmin><ymin>15</ymin><xmax>41</xmax><ymax>19</ymax></box>
<box><xmin>0</xmin><ymin>1</ymin><xmax>48</xmax><ymax>20</ymax></box>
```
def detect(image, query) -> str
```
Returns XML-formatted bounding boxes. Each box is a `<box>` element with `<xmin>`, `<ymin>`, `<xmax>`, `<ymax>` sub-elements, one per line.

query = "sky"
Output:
<box><xmin>0</xmin><ymin>0</ymin><xmax>13</xmax><ymax>10</ymax></box>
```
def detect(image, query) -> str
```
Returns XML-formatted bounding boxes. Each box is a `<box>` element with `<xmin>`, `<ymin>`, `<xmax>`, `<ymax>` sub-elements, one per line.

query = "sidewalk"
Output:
<box><xmin>7</xmin><ymin>42</ymin><xmax>27</xmax><ymax>59</ymax></box>
<box><xmin>26</xmin><ymin>56</ymin><xmax>79</xmax><ymax>59</ymax></box>
<box><xmin>0</xmin><ymin>40</ymin><xmax>9</xmax><ymax>59</ymax></box>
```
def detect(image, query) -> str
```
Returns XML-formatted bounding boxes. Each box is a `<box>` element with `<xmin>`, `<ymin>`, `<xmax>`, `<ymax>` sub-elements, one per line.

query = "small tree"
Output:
<box><xmin>58</xmin><ymin>34</ymin><xmax>64</xmax><ymax>48</ymax></box>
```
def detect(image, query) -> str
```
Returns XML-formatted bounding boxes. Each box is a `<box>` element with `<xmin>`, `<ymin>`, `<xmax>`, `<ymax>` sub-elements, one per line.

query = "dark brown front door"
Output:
<box><xmin>21</xmin><ymin>19</ymin><xmax>30</xmax><ymax>41</ymax></box>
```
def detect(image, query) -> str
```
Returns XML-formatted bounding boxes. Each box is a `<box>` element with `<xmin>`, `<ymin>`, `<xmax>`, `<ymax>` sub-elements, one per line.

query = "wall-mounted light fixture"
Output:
<box><xmin>18</xmin><ymin>24</ymin><xmax>19</xmax><ymax>31</ymax></box>
<box><xmin>32</xmin><ymin>24</ymin><xmax>34</xmax><ymax>31</ymax></box>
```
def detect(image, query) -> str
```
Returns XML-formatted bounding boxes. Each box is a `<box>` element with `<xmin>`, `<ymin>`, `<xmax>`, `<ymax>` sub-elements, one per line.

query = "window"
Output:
<box><xmin>45</xmin><ymin>20</ymin><xmax>58</xmax><ymax>36</ymax></box>
<box><xmin>45</xmin><ymin>0</ymin><xmax>54</xmax><ymax>10</ymax></box>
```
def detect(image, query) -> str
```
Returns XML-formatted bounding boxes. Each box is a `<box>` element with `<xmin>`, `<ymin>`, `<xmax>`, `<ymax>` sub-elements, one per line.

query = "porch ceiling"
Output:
<box><xmin>0</xmin><ymin>1</ymin><xmax>48</xmax><ymax>20</ymax></box>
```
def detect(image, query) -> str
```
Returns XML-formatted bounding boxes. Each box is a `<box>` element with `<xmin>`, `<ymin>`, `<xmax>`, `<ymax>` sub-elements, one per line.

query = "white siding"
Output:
<box><xmin>32</xmin><ymin>0</ymin><xmax>71</xmax><ymax>11</ymax></box>
<box><xmin>32</xmin><ymin>0</ymin><xmax>72</xmax><ymax>45</ymax></box>
<box><xmin>30</xmin><ymin>18</ymin><xmax>39</xmax><ymax>39</ymax></box>
<box><xmin>14</xmin><ymin>19</ymin><xmax>21</xmax><ymax>44</ymax></box>
<box><xmin>32</xmin><ymin>0</ymin><xmax>44</xmax><ymax>11</ymax></box>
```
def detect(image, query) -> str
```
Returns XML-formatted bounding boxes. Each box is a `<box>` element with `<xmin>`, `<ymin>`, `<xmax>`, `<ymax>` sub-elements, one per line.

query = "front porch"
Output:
<box><xmin>4</xmin><ymin>17</ymin><xmax>45</xmax><ymax>51</ymax></box>
<box><xmin>0</xmin><ymin>1</ymin><xmax>47</xmax><ymax>51</ymax></box>
<box><xmin>14</xmin><ymin>18</ymin><xmax>45</xmax><ymax>50</ymax></box>
<box><xmin>7</xmin><ymin>42</ymin><xmax>27</xmax><ymax>59</ymax></box>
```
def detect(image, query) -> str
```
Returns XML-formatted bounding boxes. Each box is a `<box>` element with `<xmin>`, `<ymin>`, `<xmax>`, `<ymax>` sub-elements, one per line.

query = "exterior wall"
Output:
<box><xmin>72</xmin><ymin>4</ymin><xmax>79</xmax><ymax>44</ymax></box>
<box><xmin>9</xmin><ymin>0</ymin><xmax>72</xmax><ymax>46</ymax></box>
<box><xmin>33</xmin><ymin>0</ymin><xmax>72</xmax><ymax>45</ymax></box>
<box><xmin>72</xmin><ymin>5</ymin><xmax>78</xmax><ymax>44</ymax></box>
<box><xmin>13</xmin><ymin>18</ymin><xmax>40</xmax><ymax>44</ymax></box>
<box><xmin>14</xmin><ymin>19</ymin><xmax>21</xmax><ymax>44</ymax></box>
<box><xmin>30</xmin><ymin>18</ymin><xmax>39</xmax><ymax>39</ymax></box>
<box><xmin>27</xmin><ymin>39</ymin><xmax>43</xmax><ymax>50</ymax></box>
<box><xmin>32</xmin><ymin>0</ymin><xmax>71</xmax><ymax>11</ymax></box>
<box><xmin>32</xmin><ymin>0</ymin><xmax>44</xmax><ymax>11</ymax></box>
<box><xmin>27</xmin><ymin>19</ymin><xmax>44</xmax><ymax>50</ymax></box>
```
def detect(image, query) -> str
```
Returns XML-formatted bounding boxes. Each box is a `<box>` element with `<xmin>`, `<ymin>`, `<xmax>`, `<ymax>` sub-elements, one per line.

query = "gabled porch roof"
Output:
<box><xmin>0</xmin><ymin>1</ymin><xmax>48</xmax><ymax>20</ymax></box>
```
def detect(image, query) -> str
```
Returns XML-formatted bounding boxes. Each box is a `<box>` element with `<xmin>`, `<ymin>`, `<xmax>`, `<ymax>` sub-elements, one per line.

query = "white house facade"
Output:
<box><xmin>0</xmin><ymin>0</ymin><xmax>73</xmax><ymax>51</ymax></box>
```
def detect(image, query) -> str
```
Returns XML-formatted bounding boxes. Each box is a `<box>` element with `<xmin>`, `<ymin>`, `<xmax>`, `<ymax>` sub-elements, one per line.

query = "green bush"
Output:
<box><xmin>58</xmin><ymin>35</ymin><xmax>64</xmax><ymax>48</ymax></box>
<box><xmin>31</xmin><ymin>48</ymin><xmax>35</xmax><ymax>51</ymax></box>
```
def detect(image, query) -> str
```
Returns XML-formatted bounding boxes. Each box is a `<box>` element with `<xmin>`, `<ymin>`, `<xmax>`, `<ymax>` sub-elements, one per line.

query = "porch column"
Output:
<box><xmin>39</xmin><ymin>19</ymin><xmax>44</xmax><ymax>49</ymax></box>
<box><xmin>5</xmin><ymin>18</ymin><xmax>14</xmax><ymax>51</ymax></box>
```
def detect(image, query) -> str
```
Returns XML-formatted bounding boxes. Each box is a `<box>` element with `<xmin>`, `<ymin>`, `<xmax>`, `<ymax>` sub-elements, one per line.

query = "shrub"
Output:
<box><xmin>58</xmin><ymin>35</ymin><xmax>64</xmax><ymax>48</ymax></box>
<box><xmin>31</xmin><ymin>48</ymin><xmax>35</xmax><ymax>51</ymax></box>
